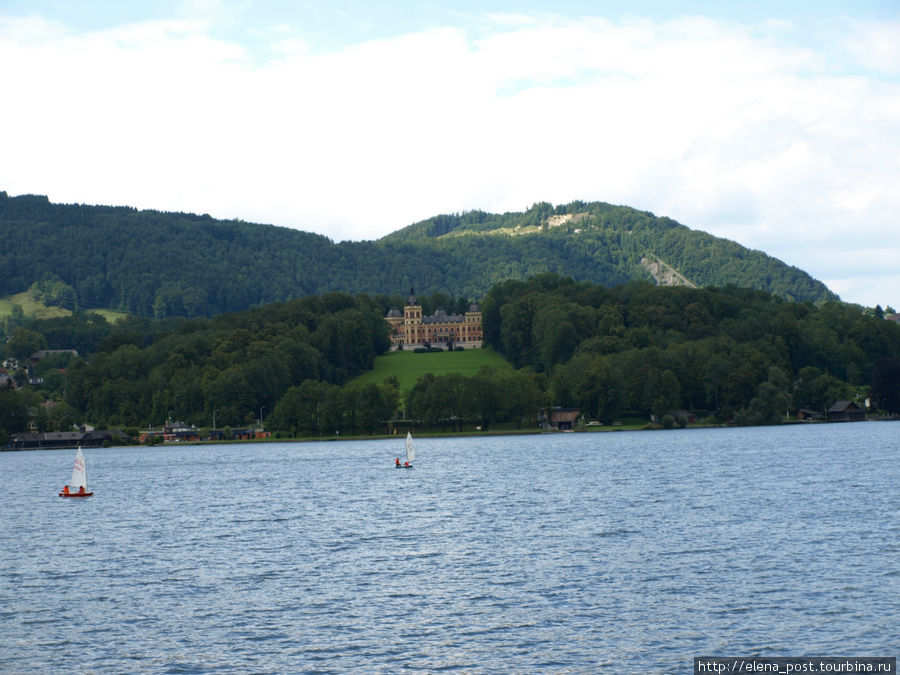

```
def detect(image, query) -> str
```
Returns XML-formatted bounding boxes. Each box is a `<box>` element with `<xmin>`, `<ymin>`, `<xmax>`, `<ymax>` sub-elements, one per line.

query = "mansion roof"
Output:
<box><xmin>423</xmin><ymin>308</ymin><xmax>465</xmax><ymax>324</ymax></box>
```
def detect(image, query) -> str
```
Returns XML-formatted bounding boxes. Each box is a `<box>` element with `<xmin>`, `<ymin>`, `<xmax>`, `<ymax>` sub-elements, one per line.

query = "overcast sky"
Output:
<box><xmin>2</xmin><ymin>1</ymin><xmax>898</xmax><ymax>309</ymax></box>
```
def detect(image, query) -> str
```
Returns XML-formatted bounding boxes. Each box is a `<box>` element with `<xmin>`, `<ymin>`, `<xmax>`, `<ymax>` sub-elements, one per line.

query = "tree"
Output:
<box><xmin>871</xmin><ymin>357</ymin><xmax>900</xmax><ymax>414</ymax></box>
<box><xmin>734</xmin><ymin>367</ymin><xmax>791</xmax><ymax>425</ymax></box>
<box><xmin>31</xmin><ymin>275</ymin><xmax>77</xmax><ymax>309</ymax></box>
<box><xmin>269</xmin><ymin>379</ymin><xmax>333</xmax><ymax>436</ymax></box>
<box><xmin>499</xmin><ymin>295</ymin><xmax>539</xmax><ymax>367</ymax></box>
<box><xmin>793</xmin><ymin>365</ymin><xmax>854</xmax><ymax>413</ymax></box>
<box><xmin>720</xmin><ymin>365</ymin><xmax>757</xmax><ymax>419</ymax></box>
<box><xmin>7</xmin><ymin>327</ymin><xmax>46</xmax><ymax>361</ymax></box>
<box><xmin>567</xmin><ymin>355</ymin><xmax>623</xmax><ymax>425</ymax></box>
<box><xmin>0</xmin><ymin>387</ymin><xmax>42</xmax><ymax>435</ymax></box>
<box><xmin>627</xmin><ymin>361</ymin><xmax>681</xmax><ymax>419</ymax></box>
<box><xmin>3</xmin><ymin>303</ymin><xmax>25</xmax><ymax>333</ymax></box>
<box><xmin>656</xmin><ymin>369</ymin><xmax>682</xmax><ymax>418</ymax></box>
<box><xmin>466</xmin><ymin>370</ymin><xmax>502</xmax><ymax>430</ymax></box>
<box><xmin>201</xmin><ymin>367</ymin><xmax>250</xmax><ymax>427</ymax></box>
<box><xmin>379</xmin><ymin>379</ymin><xmax>401</xmax><ymax>428</ymax></box>
<box><xmin>320</xmin><ymin>384</ymin><xmax>345</xmax><ymax>434</ymax></box>
<box><xmin>497</xmin><ymin>369</ymin><xmax>545</xmax><ymax>428</ymax></box>
<box><xmin>46</xmin><ymin>400</ymin><xmax>78</xmax><ymax>431</ymax></box>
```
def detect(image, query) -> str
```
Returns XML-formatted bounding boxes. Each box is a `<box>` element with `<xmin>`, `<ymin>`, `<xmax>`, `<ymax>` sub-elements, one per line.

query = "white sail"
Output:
<box><xmin>69</xmin><ymin>447</ymin><xmax>88</xmax><ymax>490</ymax></box>
<box><xmin>405</xmin><ymin>432</ymin><xmax>415</xmax><ymax>463</ymax></box>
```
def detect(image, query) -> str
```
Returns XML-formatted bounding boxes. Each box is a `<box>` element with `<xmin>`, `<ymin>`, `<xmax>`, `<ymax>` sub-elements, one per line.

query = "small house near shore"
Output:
<box><xmin>826</xmin><ymin>400</ymin><xmax>866</xmax><ymax>422</ymax></box>
<box><xmin>550</xmin><ymin>408</ymin><xmax>581</xmax><ymax>431</ymax></box>
<box><xmin>140</xmin><ymin>420</ymin><xmax>201</xmax><ymax>443</ymax></box>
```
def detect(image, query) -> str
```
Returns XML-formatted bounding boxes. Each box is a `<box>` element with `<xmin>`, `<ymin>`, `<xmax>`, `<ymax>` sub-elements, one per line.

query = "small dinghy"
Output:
<box><xmin>59</xmin><ymin>447</ymin><xmax>93</xmax><ymax>498</ymax></box>
<box><xmin>395</xmin><ymin>432</ymin><xmax>415</xmax><ymax>468</ymax></box>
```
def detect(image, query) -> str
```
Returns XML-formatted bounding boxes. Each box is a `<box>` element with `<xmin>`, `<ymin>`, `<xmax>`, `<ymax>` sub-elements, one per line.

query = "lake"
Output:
<box><xmin>2</xmin><ymin>423</ymin><xmax>897</xmax><ymax>672</ymax></box>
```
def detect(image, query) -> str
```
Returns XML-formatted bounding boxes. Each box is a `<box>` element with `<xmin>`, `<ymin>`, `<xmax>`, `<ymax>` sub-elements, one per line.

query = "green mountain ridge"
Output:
<box><xmin>0</xmin><ymin>192</ymin><xmax>837</xmax><ymax>318</ymax></box>
<box><xmin>382</xmin><ymin>201</ymin><xmax>835</xmax><ymax>302</ymax></box>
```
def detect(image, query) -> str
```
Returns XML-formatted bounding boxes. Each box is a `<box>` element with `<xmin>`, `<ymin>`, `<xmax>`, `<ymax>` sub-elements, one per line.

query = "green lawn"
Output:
<box><xmin>0</xmin><ymin>292</ymin><xmax>129</xmax><ymax>324</ymax></box>
<box><xmin>0</xmin><ymin>291</ymin><xmax>70</xmax><ymax>321</ymax></box>
<box><xmin>89</xmin><ymin>308</ymin><xmax>130</xmax><ymax>323</ymax></box>
<box><xmin>350</xmin><ymin>347</ymin><xmax>513</xmax><ymax>394</ymax></box>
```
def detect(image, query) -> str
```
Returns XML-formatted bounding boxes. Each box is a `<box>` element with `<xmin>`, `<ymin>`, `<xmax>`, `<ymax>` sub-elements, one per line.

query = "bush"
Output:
<box><xmin>413</xmin><ymin>347</ymin><xmax>428</xmax><ymax>353</ymax></box>
<box><xmin>661</xmin><ymin>414</ymin><xmax>675</xmax><ymax>429</ymax></box>
<box><xmin>676</xmin><ymin>414</ymin><xmax>688</xmax><ymax>428</ymax></box>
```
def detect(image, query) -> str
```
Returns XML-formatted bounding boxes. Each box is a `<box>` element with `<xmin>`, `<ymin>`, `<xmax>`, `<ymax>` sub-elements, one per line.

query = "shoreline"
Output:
<box><xmin>4</xmin><ymin>417</ymin><xmax>897</xmax><ymax>452</ymax></box>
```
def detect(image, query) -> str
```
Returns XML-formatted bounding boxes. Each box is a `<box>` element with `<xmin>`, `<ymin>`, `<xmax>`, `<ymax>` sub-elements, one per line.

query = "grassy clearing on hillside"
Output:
<box><xmin>350</xmin><ymin>348</ymin><xmax>512</xmax><ymax>394</ymax></box>
<box><xmin>90</xmin><ymin>308</ymin><xmax>130</xmax><ymax>323</ymax></box>
<box><xmin>0</xmin><ymin>292</ymin><xmax>129</xmax><ymax>325</ymax></box>
<box><xmin>0</xmin><ymin>292</ymin><xmax>70</xmax><ymax>321</ymax></box>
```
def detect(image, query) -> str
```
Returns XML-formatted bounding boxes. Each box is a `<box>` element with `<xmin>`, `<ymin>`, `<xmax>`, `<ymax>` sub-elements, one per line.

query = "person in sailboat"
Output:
<box><xmin>78</xmin><ymin>486</ymin><xmax>86</xmax><ymax>495</ymax></box>
<box><xmin>62</xmin><ymin>485</ymin><xmax>70</xmax><ymax>496</ymax></box>
<box><xmin>396</xmin><ymin>457</ymin><xmax>401</xmax><ymax>467</ymax></box>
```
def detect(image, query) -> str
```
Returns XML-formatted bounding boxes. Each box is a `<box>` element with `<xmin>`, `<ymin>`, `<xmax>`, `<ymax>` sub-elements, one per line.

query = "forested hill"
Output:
<box><xmin>0</xmin><ymin>192</ymin><xmax>837</xmax><ymax>317</ymax></box>
<box><xmin>382</xmin><ymin>201</ymin><xmax>836</xmax><ymax>303</ymax></box>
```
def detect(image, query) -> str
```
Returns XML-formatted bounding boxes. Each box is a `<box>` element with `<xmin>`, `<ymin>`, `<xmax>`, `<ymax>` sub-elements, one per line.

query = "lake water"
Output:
<box><xmin>2</xmin><ymin>423</ymin><xmax>897</xmax><ymax>673</ymax></box>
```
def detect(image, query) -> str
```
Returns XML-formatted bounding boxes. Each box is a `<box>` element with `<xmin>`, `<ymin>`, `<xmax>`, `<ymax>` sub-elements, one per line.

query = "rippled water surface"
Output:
<box><xmin>2</xmin><ymin>423</ymin><xmax>898</xmax><ymax>672</ymax></box>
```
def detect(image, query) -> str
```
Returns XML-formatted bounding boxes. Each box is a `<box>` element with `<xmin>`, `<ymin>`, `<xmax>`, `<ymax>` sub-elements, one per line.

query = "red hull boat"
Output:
<box><xmin>59</xmin><ymin>447</ymin><xmax>94</xmax><ymax>498</ymax></box>
<box><xmin>59</xmin><ymin>490</ymin><xmax>93</xmax><ymax>498</ymax></box>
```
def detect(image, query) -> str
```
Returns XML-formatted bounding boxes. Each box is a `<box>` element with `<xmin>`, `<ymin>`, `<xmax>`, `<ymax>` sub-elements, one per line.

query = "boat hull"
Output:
<box><xmin>59</xmin><ymin>492</ymin><xmax>93</xmax><ymax>498</ymax></box>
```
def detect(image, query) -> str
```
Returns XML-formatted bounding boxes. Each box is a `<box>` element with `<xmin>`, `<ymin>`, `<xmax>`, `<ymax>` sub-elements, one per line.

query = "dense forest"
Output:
<box><xmin>1</xmin><ymin>279</ymin><xmax>898</xmax><ymax>445</ymax></box>
<box><xmin>1</xmin><ymin>192</ymin><xmax>836</xmax><ymax>319</ymax></box>
<box><xmin>479</xmin><ymin>276</ymin><xmax>900</xmax><ymax>424</ymax></box>
<box><xmin>0</xmin><ymin>292</ymin><xmax>395</xmax><ymax>442</ymax></box>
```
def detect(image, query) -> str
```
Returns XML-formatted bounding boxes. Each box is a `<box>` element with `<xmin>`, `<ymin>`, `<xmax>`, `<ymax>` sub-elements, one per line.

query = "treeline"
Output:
<box><xmin>261</xmin><ymin>367</ymin><xmax>544</xmax><ymax>436</ymax></box>
<box><xmin>0</xmin><ymin>293</ymin><xmax>392</xmax><ymax>439</ymax></box>
<box><xmin>0</xmin><ymin>289</ymin><xmax>482</xmax><ymax>440</ymax></box>
<box><xmin>1</xmin><ymin>192</ymin><xmax>836</xmax><ymax>320</ymax></box>
<box><xmin>480</xmin><ymin>275</ymin><xmax>900</xmax><ymax>424</ymax></box>
<box><xmin>3</xmin><ymin>279</ymin><xmax>899</xmax><ymax>445</ymax></box>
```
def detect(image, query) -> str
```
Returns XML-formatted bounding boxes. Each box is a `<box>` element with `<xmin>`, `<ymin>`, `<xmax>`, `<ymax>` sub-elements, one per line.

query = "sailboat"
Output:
<box><xmin>59</xmin><ymin>447</ymin><xmax>93</xmax><ymax>498</ymax></box>
<box><xmin>395</xmin><ymin>431</ymin><xmax>415</xmax><ymax>468</ymax></box>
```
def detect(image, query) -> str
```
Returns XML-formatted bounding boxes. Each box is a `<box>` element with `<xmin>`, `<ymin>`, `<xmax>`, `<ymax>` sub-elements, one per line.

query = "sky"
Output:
<box><xmin>1</xmin><ymin>1</ymin><xmax>898</xmax><ymax>310</ymax></box>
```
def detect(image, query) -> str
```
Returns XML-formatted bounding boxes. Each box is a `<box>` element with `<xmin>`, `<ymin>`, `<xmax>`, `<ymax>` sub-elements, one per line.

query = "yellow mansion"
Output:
<box><xmin>385</xmin><ymin>289</ymin><xmax>482</xmax><ymax>350</ymax></box>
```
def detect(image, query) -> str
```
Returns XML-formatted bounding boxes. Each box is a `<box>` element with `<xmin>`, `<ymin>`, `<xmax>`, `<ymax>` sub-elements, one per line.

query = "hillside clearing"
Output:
<box><xmin>0</xmin><ymin>292</ymin><xmax>129</xmax><ymax>324</ymax></box>
<box><xmin>350</xmin><ymin>348</ymin><xmax>512</xmax><ymax>394</ymax></box>
<box><xmin>0</xmin><ymin>292</ymin><xmax>70</xmax><ymax>321</ymax></box>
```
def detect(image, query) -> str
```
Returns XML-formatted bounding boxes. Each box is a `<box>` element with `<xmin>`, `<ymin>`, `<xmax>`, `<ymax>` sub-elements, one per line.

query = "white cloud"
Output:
<box><xmin>1</xmin><ymin>10</ymin><xmax>898</xmax><ymax>308</ymax></box>
<box><xmin>0</xmin><ymin>14</ymin><xmax>67</xmax><ymax>43</ymax></box>
<box><xmin>841</xmin><ymin>18</ymin><xmax>900</xmax><ymax>75</ymax></box>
